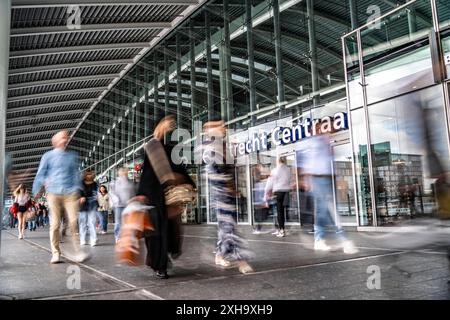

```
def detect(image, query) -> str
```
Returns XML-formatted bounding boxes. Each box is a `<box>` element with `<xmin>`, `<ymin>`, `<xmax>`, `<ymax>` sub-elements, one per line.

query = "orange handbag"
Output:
<box><xmin>115</xmin><ymin>201</ymin><xmax>154</xmax><ymax>266</ymax></box>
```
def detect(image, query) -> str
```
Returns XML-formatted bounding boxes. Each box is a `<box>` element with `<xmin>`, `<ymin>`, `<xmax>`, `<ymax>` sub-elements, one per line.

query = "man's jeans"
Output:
<box><xmin>114</xmin><ymin>207</ymin><xmax>125</xmax><ymax>242</ymax></box>
<box><xmin>79</xmin><ymin>210</ymin><xmax>97</xmax><ymax>245</ymax></box>
<box><xmin>312</xmin><ymin>176</ymin><xmax>346</xmax><ymax>243</ymax></box>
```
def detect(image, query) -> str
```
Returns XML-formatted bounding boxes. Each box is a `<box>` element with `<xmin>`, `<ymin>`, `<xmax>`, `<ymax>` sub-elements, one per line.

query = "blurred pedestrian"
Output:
<box><xmin>13</xmin><ymin>184</ymin><xmax>30</xmax><ymax>239</ymax></box>
<box><xmin>265</xmin><ymin>157</ymin><xmax>291</xmax><ymax>237</ymax></box>
<box><xmin>79</xmin><ymin>169</ymin><xmax>98</xmax><ymax>246</ymax></box>
<box><xmin>252</xmin><ymin>164</ymin><xmax>269</xmax><ymax>234</ymax></box>
<box><xmin>302</xmin><ymin>124</ymin><xmax>357</xmax><ymax>254</ymax></box>
<box><xmin>137</xmin><ymin>115</ymin><xmax>195</xmax><ymax>279</ymax></box>
<box><xmin>32</xmin><ymin>130</ymin><xmax>88</xmax><ymax>264</ymax></box>
<box><xmin>201</xmin><ymin>120</ymin><xmax>253</xmax><ymax>274</ymax></box>
<box><xmin>109</xmin><ymin>167</ymin><xmax>136</xmax><ymax>243</ymax></box>
<box><xmin>97</xmin><ymin>185</ymin><xmax>110</xmax><ymax>234</ymax></box>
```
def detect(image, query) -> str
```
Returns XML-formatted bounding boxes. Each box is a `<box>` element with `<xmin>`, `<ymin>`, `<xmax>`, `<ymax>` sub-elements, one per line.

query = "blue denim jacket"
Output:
<box><xmin>32</xmin><ymin>148</ymin><xmax>82</xmax><ymax>196</ymax></box>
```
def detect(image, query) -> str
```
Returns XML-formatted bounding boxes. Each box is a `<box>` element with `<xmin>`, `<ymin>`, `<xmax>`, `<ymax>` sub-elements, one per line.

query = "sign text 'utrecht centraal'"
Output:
<box><xmin>232</xmin><ymin>112</ymin><xmax>349</xmax><ymax>157</ymax></box>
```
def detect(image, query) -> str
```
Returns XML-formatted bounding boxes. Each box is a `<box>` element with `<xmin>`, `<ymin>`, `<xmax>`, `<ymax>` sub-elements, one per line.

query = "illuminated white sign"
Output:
<box><xmin>233</xmin><ymin>112</ymin><xmax>348</xmax><ymax>156</ymax></box>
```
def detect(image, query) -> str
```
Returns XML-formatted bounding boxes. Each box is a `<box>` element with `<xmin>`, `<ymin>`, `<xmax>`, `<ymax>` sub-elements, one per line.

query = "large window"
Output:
<box><xmin>368</xmin><ymin>86</ymin><xmax>450</xmax><ymax>225</ymax></box>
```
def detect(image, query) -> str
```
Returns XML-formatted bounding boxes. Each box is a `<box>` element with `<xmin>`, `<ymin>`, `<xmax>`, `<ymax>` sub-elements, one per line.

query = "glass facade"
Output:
<box><xmin>71</xmin><ymin>0</ymin><xmax>450</xmax><ymax>229</ymax></box>
<box><xmin>344</xmin><ymin>0</ymin><xmax>450</xmax><ymax>227</ymax></box>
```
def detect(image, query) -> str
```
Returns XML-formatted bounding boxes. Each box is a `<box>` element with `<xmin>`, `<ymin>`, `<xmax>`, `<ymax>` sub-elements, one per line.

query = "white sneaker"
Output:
<box><xmin>80</xmin><ymin>241</ymin><xmax>87</xmax><ymax>246</ymax></box>
<box><xmin>252</xmin><ymin>230</ymin><xmax>262</xmax><ymax>235</ymax></box>
<box><xmin>314</xmin><ymin>240</ymin><xmax>331</xmax><ymax>251</ymax></box>
<box><xmin>342</xmin><ymin>241</ymin><xmax>358</xmax><ymax>254</ymax></box>
<box><xmin>73</xmin><ymin>252</ymin><xmax>91</xmax><ymax>263</ymax></box>
<box><xmin>276</xmin><ymin>230</ymin><xmax>285</xmax><ymax>237</ymax></box>
<box><xmin>50</xmin><ymin>253</ymin><xmax>61</xmax><ymax>264</ymax></box>
<box><xmin>18</xmin><ymin>234</ymin><xmax>23</xmax><ymax>239</ymax></box>
<box><xmin>271</xmin><ymin>230</ymin><xmax>280</xmax><ymax>235</ymax></box>
<box><xmin>90</xmin><ymin>241</ymin><xmax>97</xmax><ymax>247</ymax></box>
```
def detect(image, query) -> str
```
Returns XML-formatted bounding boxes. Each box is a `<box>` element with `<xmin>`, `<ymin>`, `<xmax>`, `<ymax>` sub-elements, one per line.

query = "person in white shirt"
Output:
<box><xmin>109</xmin><ymin>167</ymin><xmax>136</xmax><ymax>243</ymax></box>
<box><xmin>265</xmin><ymin>157</ymin><xmax>291</xmax><ymax>237</ymax></box>
<box><xmin>302</xmin><ymin>125</ymin><xmax>358</xmax><ymax>254</ymax></box>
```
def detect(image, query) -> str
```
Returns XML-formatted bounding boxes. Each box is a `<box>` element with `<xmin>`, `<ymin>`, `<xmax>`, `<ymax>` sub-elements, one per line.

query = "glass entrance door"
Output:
<box><xmin>332</xmin><ymin>141</ymin><xmax>357</xmax><ymax>225</ymax></box>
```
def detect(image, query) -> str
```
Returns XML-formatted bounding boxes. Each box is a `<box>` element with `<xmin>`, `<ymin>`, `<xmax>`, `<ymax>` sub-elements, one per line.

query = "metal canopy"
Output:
<box><xmin>6</xmin><ymin>0</ymin><xmax>202</xmax><ymax>179</ymax></box>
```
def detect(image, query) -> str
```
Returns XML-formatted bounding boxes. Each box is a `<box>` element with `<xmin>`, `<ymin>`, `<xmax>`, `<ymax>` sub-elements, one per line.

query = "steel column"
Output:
<box><xmin>246</xmin><ymin>0</ymin><xmax>256</xmax><ymax>125</ymax></box>
<box><xmin>273</xmin><ymin>0</ymin><xmax>285</xmax><ymax>115</ymax></box>
<box><xmin>190</xmin><ymin>19</ymin><xmax>197</xmax><ymax>131</ymax></box>
<box><xmin>205</xmin><ymin>11</ymin><xmax>215</xmax><ymax>121</ymax></box>
<box><xmin>307</xmin><ymin>0</ymin><xmax>319</xmax><ymax>106</ymax></box>
<box><xmin>164</xmin><ymin>43</ymin><xmax>170</xmax><ymax>116</ymax></box>
<box><xmin>176</xmin><ymin>33</ymin><xmax>183</xmax><ymax>133</ymax></box>
<box><xmin>219</xmin><ymin>0</ymin><xmax>234</xmax><ymax>122</ymax></box>
<box><xmin>0</xmin><ymin>0</ymin><xmax>11</xmax><ymax>256</ymax></box>
<box><xmin>153</xmin><ymin>54</ymin><xmax>160</xmax><ymax>125</ymax></box>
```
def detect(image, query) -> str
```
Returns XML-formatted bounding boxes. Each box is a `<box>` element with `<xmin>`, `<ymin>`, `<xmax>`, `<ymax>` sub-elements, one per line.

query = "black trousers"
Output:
<box><xmin>275</xmin><ymin>192</ymin><xmax>289</xmax><ymax>230</ymax></box>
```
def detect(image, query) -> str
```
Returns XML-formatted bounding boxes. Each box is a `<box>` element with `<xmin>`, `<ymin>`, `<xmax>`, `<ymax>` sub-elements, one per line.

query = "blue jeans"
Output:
<box><xmin>79</xmin><ymin>210</ymin><xmax>97</xmax><ymax>244</ymax></box>
<box><xmin>114</xmin><ymin>207</ymin><xmax>125</xmax><ymax>242</ymax></box>
<box><xmin>98</xmin><ymin>211</ymin><xmax>108</xmax><ymax>232</ymax></box>
<box><xmin>312</xmin><ymin>176</ymin><xmax>346</xmax><ymax>243</ymax></box>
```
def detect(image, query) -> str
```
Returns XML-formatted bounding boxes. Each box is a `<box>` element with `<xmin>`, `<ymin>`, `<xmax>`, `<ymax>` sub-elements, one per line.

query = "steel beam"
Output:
<box><xmin>11</xmin><ymin>0</ymin><xmax>198</xmax><ymax>8</ymax></box>
<box><xmin>10</xmin><ymin>42</ymin><xmax>149</xmax><ymax>59</ymax></box>
<box><xmin>6</xmin><ymin>119</ymin><xmax>79</xmax><ymax>133</ymax></box>
<box><xmin>7</xmin><ymin>108</ymin><xmax>86</xmax><ymax>123</ymax></box>
<box><xmin>6</xmin><ymin>98</ymin><xmax>96</xmax><ymax>114</ymax></box>
<box><xmin>11</xmin><ymin>23</ymin><xmax>171</xmax><ymax>37</ymax></box>
<box><xmin>9</xmin><ymin>59</ymin><xmax>132</xmax><ymax>75</ymax></box>
<box><xmin>7</xmin><ymin>87</ymin><xmax>107</xmax><ymax>103</ymax></box>
<box><xmin>8</xmin><ymin>74</ymin><xmax>118</xmax><ymax>90</ymax></box>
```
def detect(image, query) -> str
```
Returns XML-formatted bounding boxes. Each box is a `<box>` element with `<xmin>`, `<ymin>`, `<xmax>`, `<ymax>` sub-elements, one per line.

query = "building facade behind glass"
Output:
<box><xmin>73</xmin><ymin>0</ymin><xmax>450</xmax><ymax>229</ymax></box>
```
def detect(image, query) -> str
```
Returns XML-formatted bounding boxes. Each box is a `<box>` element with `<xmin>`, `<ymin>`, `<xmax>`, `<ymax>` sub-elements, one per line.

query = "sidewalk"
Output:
<box><xmin>0</xmin><ymin>225</ymin><xmax>449</xmax><ymax>300</ymax></box>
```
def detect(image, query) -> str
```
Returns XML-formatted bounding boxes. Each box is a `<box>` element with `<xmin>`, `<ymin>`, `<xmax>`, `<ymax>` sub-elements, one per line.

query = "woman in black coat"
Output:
<box><xmin>137</xmin><ymin>115</ymin><xmax>195</xmax><ymax>279</ymax></box>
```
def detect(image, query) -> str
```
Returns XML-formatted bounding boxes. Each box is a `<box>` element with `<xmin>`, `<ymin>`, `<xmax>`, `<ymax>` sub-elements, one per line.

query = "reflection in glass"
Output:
<box><xmin>368</xmin><ymin>86</ymin><xmax>450</xmax><ymax>225</ymax></box>
<box><xmin>351</xmin><ymin>108</ymin><xmax>373</xmax><ymax>226</ymax></box>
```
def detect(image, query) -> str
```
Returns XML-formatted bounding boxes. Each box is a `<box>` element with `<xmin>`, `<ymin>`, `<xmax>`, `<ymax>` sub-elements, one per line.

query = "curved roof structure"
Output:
<box><xmin>6</xmin><ymin>0</ymin><xmax>205</xmax><ymax>187</ymax></box>
<box><xmin>6</xmin><ymin>0</ymin><xmax>436</xmax><ymax>188</ymax></box>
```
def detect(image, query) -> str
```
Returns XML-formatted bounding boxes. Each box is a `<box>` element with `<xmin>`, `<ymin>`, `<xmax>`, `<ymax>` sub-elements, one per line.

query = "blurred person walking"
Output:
<box><xmin>265</xmin><ymin>157</ymin><xmax>291</xmax><ymax>237</ymax></box>
<box><xmin>97</xmin><ymin>185</ymin><xmax>110</xmax><ymax>234</ymax></box>
<box><xmin>137</xmin><ymin>115</ymin><xmax>195</xmax><ymax>279</ymax></box>
<box><xmin>109</xmin><ymin>167</ymin><xmax>136</xmax><ymax>244</ymax></box>
<box><xmin>32</xmin><ymin>130</ymin><xmax>87</xmax><ymax>264</ymax></box>
<box><xmin>13</xmin><ymin>184</ymin><xmax>30</xmax><ymax>239</ymax></box>
<box><xmin>252</xmin><ymin>164</ymin><xmax>269</xmax><ymax>234</ymax></box>
<box><xmin>201</xmin><ymin>120</ymin><xmax>253</xmax><ymax>274</ymax></box>
<box><xmin>79</xmin><ymin>170</ymin><xmax>98</xmax><ymax>246</ymax></box>
<box><xmin>302</xmin><ymin>125</ymin><xmax>357</xmax><ymax>254</ymax></box>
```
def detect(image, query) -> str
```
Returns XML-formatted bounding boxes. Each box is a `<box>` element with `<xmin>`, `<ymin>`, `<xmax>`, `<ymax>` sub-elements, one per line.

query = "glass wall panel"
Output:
<box><xmin>361</xmin><ymin>0</ymin><xmax>434</xmax><ymax>105</ymax></box>
<box><xmin>351</xmin><ymin>108</ymin><xmax>373</xmax><ymax>226</ymax></box>
<box><xmin>368</xmin><ymin>85</ymin><xmax>450</xmax><ymax>225</ymax></box>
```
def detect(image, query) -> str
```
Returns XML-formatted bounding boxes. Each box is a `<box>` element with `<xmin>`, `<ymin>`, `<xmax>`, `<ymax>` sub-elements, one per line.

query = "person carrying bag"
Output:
<box><xmin>144</xmin><ymin>138</ymin><xmax>196</xmax><ymax>218</ymax></box>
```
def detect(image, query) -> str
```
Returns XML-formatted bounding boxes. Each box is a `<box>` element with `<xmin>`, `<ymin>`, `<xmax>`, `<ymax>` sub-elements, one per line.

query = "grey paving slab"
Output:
<box><xmin>1</xmin><ymin>224</ymin><xmax>449</xmax><ymax>300</ymax></box>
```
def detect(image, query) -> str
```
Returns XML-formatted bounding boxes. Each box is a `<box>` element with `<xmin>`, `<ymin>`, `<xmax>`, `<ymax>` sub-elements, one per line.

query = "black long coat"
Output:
<box><xmin>137</xmin><ymin>140</ymin><xmax>195</xmax><ymax>272</ymax></box>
